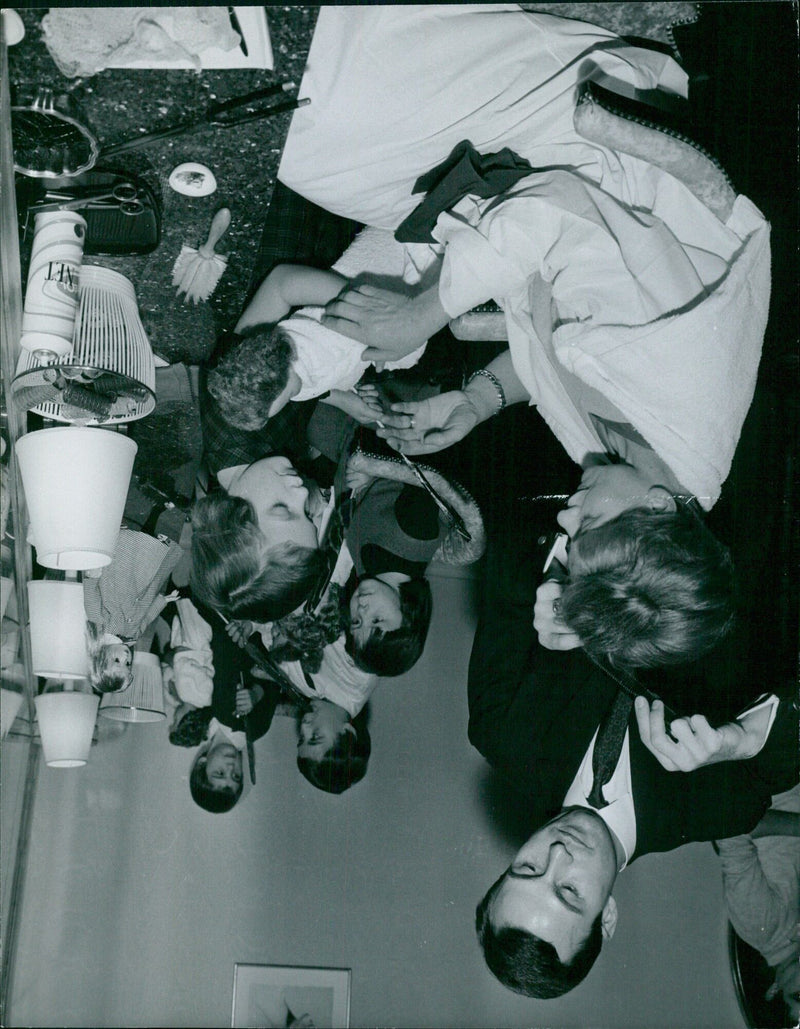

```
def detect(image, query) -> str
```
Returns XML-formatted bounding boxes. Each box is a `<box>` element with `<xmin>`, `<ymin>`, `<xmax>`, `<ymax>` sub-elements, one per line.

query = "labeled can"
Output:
<box><xmin>20</xmin><ymin>210</ymin><xmax>87</xmax><ymax>359</ymax></box>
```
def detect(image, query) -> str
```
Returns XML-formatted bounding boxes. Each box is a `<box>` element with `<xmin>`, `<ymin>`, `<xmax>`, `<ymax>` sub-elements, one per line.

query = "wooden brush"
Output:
<box><xmin>172</xmin><ymin>207</ymin><xmax>231</xmax><ymax>304</ymax></box>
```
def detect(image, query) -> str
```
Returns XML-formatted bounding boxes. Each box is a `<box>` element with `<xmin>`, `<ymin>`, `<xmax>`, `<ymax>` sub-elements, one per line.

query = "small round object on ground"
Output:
<box><xmin>1</xmin><ymin>9</ymin><xmax>25</xmax><ymax>46</ymax></box>
<box><xmin>168</xmin><ymin>163</ymin><xmax>217</xmax><ymax>197</ymax></box>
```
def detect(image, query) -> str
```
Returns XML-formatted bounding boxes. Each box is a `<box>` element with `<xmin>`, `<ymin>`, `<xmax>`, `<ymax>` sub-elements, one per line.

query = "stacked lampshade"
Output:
<box><xmin>15</xmin><ymin>426</ymin><xmax>137</xmax><ymax>570</ymax></box>
<box><xmin>15</xmin><ymin>425</ymin><xmax>139</xmax><ymax>767</ymax></box>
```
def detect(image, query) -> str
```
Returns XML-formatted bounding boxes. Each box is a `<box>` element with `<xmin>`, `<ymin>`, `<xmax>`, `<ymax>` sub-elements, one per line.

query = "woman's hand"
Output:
<box><xmin>533</xmin><ymin>580</ymin><xmax>582</xmax><ymax>652</ymax></box>
<box><xmin>375</xmin><ymin>390</ymin><xmax>481</xmax><ymax>455</ymax></box>
<box><xmin>226</xmin><ymin>619</ymin><xmax>254</xmax><ymax>648</ymax></box>
<box><xmin>322</xmin><ymin>281</ymin><xmax>450</xmax><ymax>365</ymax></box>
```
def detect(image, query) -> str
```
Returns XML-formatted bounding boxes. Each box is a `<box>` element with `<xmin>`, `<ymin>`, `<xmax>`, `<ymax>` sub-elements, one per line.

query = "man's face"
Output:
<box><xmin>489</xmin><ymin>808</ymin><xmax>619</xmax><ymax>963</ymax></box>
<box><xmin>224</xmin><ymin>456</ymin><xmax>319</xmax><ymax>551</ymax></box>
<box><xmin>556</xmin><ymin>464</ymin><xmax>674</xmax><ymax>542</ymax></box>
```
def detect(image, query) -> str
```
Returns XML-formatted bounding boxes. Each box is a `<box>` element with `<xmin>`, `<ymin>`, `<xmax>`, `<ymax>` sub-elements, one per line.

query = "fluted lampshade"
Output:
<box><xmin>15</xmin><ymin>426</ymin><xmax>137</xmax><ymax>570</ymax></box>
<box><xmin>27</xmin><ymin>579</ymin><xmax>90</xmax><ymax>679</ymax></box>
<box><xmin>34</xmin><ymin>691</ymin><xmax>99</xmax><ymax>767</ymax></box>
<box><xmin>100</xmin><ymin>651</ymin><xmax>165</xmax><ymax>723</ymax></box>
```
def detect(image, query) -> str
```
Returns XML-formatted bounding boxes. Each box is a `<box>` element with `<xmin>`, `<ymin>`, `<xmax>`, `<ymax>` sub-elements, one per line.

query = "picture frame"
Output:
<box><xmin>231</xmin><ymin>963</ymin><xmax>351</xmax><ymax>1029</ymax></box>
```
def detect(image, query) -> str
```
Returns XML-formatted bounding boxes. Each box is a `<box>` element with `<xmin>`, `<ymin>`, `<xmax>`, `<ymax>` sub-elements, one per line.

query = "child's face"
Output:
<box><xmin>225</xmin><ymin>456</ymin><xmax>319</xmax><ymax>551</ymax></box>
<box><xmin>204</xmin><ymin>742</ymin><xmax>243</xmax><ymax>793</ymax></box>
<box><xmin>105</xmin><ymin>643</ymin><xmax>132</xmax><ymax>676</ymax></box>
<box><xmin>349</xmin><ymin>578</ymin><xmax>403</xmax><ymax>648</ymax></box>
<box><xmin>297</xmin><ymin>699</ymin><xmax>354</xmax><ymax>761</ymax></box>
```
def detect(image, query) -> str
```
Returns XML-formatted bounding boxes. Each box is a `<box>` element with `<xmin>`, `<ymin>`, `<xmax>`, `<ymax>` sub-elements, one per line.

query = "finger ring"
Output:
<box><xmin>552</xmin><ymin>599</ymin><xmax>562</xmax><ymax>616</ymax></box>
<box><xmin>410</xmin><ymin>417</ymin><xmax>415</xmax><ymax>430</ymax></box>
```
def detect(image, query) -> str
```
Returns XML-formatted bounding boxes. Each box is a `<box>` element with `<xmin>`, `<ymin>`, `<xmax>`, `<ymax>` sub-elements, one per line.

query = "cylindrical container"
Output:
<box><xmin>16</xmin><ymin>427</ymin><xmax>137</xmax><ymax>570</ymax></box>
<box><xmin>20</xmin><ymin>211</ymin><xmax>87</xmax><ymax>359</ymax></box>
<box><xmin>34</xmin><ymin>691</ymin><xmax>99</xmax><ymax>767</ymax></box>
<box><xmin>100</xmin><ymin>651</ymin><xmax>166</xmax><ymax>723</ymax></box>
<box><xmin>27</xmin><ymin>580</ymin><xmax>90</xmax><ymax>679</ymax></box>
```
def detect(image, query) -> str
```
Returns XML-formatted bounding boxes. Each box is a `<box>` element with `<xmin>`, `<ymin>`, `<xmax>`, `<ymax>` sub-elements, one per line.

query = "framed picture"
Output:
<box><xmin>231</xmin><ymin>963</ymin><xmax>351</xmax><ymax>1029</ymax></box>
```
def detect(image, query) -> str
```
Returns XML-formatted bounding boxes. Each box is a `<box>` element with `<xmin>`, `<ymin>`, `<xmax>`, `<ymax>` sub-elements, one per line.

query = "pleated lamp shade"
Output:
<box><xmin>99</xmin><ymin>651</ymin><xmax>165</xmax><ymax>723</ymax></box>
<box><xmin>34</xmin><ymin>691</ymin><xmax>99</xmax><ymax>767</ymax></box>
<box><xmin>15</xmin><ymin>426</ymin><xmax>136</xmax><ymax>570</ymax></box>
<box><xmin>27</xmin><ymin>580</ymin><xmax>90</xmax><ymax>680</ymax></box>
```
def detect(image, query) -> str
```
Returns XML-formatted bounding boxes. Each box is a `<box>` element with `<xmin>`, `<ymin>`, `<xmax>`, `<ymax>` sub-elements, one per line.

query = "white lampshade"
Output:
<box><xmin>100</xmin><ymin>651</ymin><xmax>165</xmax><ymax>723</ymax></box>
<box><xmin>15</xmin><ymin>426</ymin><xmax>137</xmax><ymax>570</ymax></box>
<box><xmin>34</xmin><ymin>691</ymin><xmax>99</xmax><ymax>767</ymax></box>
<box><xmin>27</xmin><ymin>580</ymin><xmax>90</xmax><ymax>679</ymax></box>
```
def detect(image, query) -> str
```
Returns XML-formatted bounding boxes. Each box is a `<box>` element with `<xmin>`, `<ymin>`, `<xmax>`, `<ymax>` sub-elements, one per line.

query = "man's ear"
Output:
<box><xmin>601</xmin><ymin>895</ymin><xmax>618</xmax><ymax>940</ymax></box>
<box><xmin>645</xmin><ymin>486</ymin><xmax>677</xmax><ymax>514</ymax></box>
<box><xmin>217</xmin><ymin>464</ymin><xmax>248</xmax><ymax>491</ymax></box>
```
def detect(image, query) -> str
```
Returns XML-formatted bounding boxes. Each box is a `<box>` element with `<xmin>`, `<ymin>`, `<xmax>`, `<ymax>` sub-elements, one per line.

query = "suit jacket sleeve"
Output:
<box><xmin>467</xmin><ymin>511</ymin><xmax>617</xmax><ymax>814</ymax></box>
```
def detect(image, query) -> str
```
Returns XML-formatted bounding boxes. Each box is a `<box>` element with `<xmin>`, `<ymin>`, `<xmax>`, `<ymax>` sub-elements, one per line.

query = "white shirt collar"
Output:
<box><xmin>563</xmin><ymin>726</ymin><xmax>637</xmax><ymax>871</ymax></box>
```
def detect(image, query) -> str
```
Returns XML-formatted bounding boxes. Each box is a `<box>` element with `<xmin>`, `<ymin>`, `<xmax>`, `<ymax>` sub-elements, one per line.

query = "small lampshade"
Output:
<box><xmin>100</xmin><ymin>651</ymin><xmax>165</xmax><ymax>723</ymax></box>
<box><xmin>15</xmin><ymin>426</ymin><xmax>137</xmax><ymax>570</ymax></box>
<box><xmin>27</xmin><ymin>580</ymin><xmax>90</xmax><ymax>679</ymax></box>
<box><xmin>34</xmin><ymin>691</ymin><xmax>99</xmax><ymax>767</ymax></box>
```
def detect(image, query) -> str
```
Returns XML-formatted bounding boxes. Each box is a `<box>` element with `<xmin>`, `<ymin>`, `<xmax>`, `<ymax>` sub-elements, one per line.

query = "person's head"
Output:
<box><xmin>189</xmin><ymin>735</ymin><xmax>244</xmax><ymax>813</ymax></box>
<box><xmin>345</xmin><ymin>574</ymin><xmax>432</xmax><ymax>677</ymax></box>
<box><xmin>190</xmin><ymin>457</ymin><xmax>326</xmax><ymax>621</ymax></box>
<box><xmin>476</xmin><ymin>807</ymin><xmax>619</xmax><ymax>998</ymax></box>
<box><xmin>207</xmin><ymin>325</ymin><xmax>301</xmax><ymax>429</ymax></box>
<box><xmin>85</xmin><ymin>622</ymin><xmax>133</xmax><ymax>694</ymax></box>
<box><xmin>555</xmin><ymin>464</ymin><xmax>735</xmax><ymax>669</ymax></box>
<box><xmin>295</xmin><ymin>700</ymin><xmax>370</xmax><ymax>795</ymax></box>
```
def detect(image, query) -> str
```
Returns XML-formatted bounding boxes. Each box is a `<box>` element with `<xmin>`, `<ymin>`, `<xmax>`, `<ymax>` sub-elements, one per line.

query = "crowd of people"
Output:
<box><xmin>78</xmin><ymin>5</ymin><xmax>797</xmax><ymax>1014</ymax></box>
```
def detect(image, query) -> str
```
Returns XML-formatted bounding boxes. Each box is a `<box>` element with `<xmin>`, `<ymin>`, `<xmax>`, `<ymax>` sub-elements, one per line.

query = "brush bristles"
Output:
<box><xmin>172</xmin><ymin>246</ymin><xmax>229</xmax><ymax>304</ymax></box>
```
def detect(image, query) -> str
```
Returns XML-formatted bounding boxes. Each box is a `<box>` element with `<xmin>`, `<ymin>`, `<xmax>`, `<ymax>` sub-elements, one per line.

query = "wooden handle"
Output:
<box><xmin>199</xmin><ymin>207</ymin><xmax>231</xmax><ymax>256</ymax></box>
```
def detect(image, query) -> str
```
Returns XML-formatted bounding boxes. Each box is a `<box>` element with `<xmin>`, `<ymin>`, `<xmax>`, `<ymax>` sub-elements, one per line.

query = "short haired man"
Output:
<box><xmin>469</xmin><ymin>502</ymin><xmax>798</xmax><ymax>998</ymax></box>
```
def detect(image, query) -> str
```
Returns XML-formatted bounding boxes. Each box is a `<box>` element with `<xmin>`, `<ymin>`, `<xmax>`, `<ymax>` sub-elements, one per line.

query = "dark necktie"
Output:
<box><xmin>587</xmin><ymin>689</ymin><xmax>634</xmax><ymax>809</ymax></box>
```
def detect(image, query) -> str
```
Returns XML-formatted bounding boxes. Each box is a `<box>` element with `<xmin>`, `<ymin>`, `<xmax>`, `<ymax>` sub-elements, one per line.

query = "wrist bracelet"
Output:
<box><xmin>467</xmin><ymin>367</ymin><xmax>506</xmax><ymax>415</ymax></box>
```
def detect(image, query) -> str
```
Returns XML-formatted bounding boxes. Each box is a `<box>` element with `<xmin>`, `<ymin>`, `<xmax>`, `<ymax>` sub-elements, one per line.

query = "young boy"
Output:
<box><xmin>164</xmin><ymin>597</ymin><xmax>280</xmax><ymax>813</ymax></box>
<box><xmin>206</xmin><ymin>226</ymin><xmax>437</xmax><ymax>431</ymax></box>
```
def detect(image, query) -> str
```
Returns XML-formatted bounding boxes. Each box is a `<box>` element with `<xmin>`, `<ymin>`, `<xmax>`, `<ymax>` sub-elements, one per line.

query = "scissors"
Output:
<box><xmin>31</xmin><ymin>182</ymin><xmax>146</xmax><ymax>216</ymax></box>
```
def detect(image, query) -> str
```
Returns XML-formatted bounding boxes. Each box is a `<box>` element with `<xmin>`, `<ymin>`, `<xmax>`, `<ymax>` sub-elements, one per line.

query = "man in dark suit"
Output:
<box><xmin>468</xmin><ymin>492</ymin><xmax>798</xmax><ymax>1000</ymax></box>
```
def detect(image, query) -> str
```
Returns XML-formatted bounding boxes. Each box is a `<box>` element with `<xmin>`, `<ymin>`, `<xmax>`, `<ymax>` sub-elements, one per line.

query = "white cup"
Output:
<box><xmin>20</xmin><ymin>211</ymin><xmax>87</xmax><ymax>359</ymax></box>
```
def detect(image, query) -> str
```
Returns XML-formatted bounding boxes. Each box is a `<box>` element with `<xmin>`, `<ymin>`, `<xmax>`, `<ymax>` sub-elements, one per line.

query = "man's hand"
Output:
<box><xmin>322</xmin><ymin>282</ymin><xmax>448</xmax><ymax>364</ymax></box>
<box><xmin>375</xmin><ymin>390</ymin><xmax>481</xmax><ymax>455</ymax></box>
<box><xmin>226</xmin><ymin>619</ymin><xmax>254</xmax><ymax>648</ymax></box>
<box><xmin>235</xmin><ymin>684</ymin><xmax>254</xmax><ymax>716</ymax></box>
<box><xmin>634</xmin><ymin>697</ymin><xmax>754</xmax><ymax>772</ymax></box>
<box><xmin>533</xmin><ymin>580</ymin><xmax>582</xmax><ymax>652</ymax></box>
